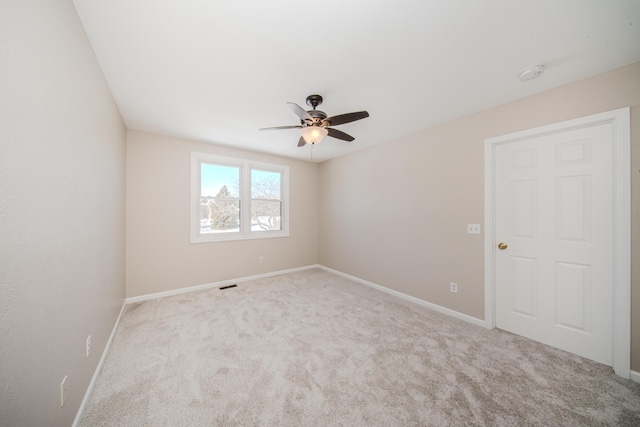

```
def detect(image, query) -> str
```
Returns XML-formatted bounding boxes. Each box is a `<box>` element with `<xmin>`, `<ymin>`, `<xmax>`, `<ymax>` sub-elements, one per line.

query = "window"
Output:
<box><xmin>191</xmin><ymin>152</ymin><xmax>289</xmax><ymax>243</ymax></box>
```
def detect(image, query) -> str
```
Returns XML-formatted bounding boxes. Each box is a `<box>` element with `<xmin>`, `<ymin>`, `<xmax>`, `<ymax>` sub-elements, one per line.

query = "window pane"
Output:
<box><xmin>201</xmin><ymin>164</ymin><xmax>239</xmax><ymax>198</ymax></box>
<box><xmin>251</xmin><ymin>169</ymin><xmax>281</xmax><ymax>199</ymax></box>
<box><xmin>251</xmin><ymin>170</ymin><xmax>282</xmax><ymax>232</ymax></box>
<box><xmin>200</xmin><ymin>163</ymin><xmax>240</xmax><ymax>234</ymax></box>
<box><xmin>201</xmin><ymin>199</ymin><xmax>240</xmax><ymax>233</ymax></box>
<box><xmin>251</xmin><ymin>200</ymin><xmax>281</xmax><ymax>231</ymax></box>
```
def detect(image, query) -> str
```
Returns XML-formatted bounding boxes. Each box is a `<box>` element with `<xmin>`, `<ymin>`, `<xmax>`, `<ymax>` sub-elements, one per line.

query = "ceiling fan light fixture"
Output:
<box><xmin>301</xmin><ymin>126</ymin><xmax>328</xmax><ymax>144</ymax></box>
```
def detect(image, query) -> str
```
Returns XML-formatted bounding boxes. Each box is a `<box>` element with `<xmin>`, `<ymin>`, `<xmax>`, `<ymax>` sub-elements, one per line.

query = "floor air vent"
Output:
<box><xmin>219</xmin><ymin>284</ymin><xmax>238</xmax><ymax>290</ymax></box>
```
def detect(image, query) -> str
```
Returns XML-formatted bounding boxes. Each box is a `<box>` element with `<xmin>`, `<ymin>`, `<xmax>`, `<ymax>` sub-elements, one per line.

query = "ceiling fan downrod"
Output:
<box><xmin>305</xmin><ymin>94</ymin><xmax>323</xmax><ymax>110</ymax></box>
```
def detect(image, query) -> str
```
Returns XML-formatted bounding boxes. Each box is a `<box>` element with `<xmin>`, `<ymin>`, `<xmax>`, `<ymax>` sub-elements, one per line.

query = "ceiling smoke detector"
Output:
<box><xmin>519</xmin><ymin>64</ymin><xmax>545</xmax><ymax>82</ymax></box>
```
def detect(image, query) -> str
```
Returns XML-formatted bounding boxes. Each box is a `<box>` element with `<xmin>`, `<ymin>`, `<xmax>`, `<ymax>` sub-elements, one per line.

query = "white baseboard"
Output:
<box><xmin>73</xmin><ymin>300</ymin><xmax>127</xmax><ymax>427</ymax></box>
<box><xmin>126</xmin><ymin>264</ymin><xmax>320</xmax><ymax>304</ymax></box>
<box><xmin>631</xmin><ymin>370</ymin><xmax>640</xmax><ymax>383</ymax></box>
<box><xmin>318</xmin><ymin>265</ymin><xmax>486</xmax><ymax>328</ymax></box>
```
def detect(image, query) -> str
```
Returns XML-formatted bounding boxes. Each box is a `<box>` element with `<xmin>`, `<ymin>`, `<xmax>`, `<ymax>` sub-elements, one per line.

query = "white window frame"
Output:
<box><xmin>190</xmin><ymin>152</ymin><xmax>289</xmax><ymax>243</ymax></box>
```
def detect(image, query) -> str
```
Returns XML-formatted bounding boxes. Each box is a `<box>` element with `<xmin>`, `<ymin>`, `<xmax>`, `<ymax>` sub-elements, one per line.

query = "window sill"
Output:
<box><xmin>190</xmin><ymin>230</ymin><xmax>290</xmax><ymax>244</ymax></box>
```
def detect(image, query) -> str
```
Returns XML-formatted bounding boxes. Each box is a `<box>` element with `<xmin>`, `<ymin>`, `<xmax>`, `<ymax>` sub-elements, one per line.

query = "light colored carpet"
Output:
<box><xmin>80</xmin><ymin>268</ymin><xmax>640</xmax><ymax>426</ymax></box>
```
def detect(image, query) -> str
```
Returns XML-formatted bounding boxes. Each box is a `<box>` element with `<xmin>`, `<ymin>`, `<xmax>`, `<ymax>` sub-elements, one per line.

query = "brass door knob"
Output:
<box><xmin>498</xmin><ymin>242</ymin><xmax>508</xmax><ymax>250</ymax></box>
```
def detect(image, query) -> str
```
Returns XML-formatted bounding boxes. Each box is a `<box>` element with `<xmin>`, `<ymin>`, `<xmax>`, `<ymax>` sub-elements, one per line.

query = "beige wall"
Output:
<box><xmin>0</xmin><ymin>1</ymin><xmax>127</xmax><ymax>426</ymax></box>
<box><xmin>126</xmin><ymin>130</ymin><xmax>319</xmax><ymax>297</ymax></box>
<box><xmin>319</xmin><ymin>63</ymin><xmax>640</xmax><ymax>370</ymax></box>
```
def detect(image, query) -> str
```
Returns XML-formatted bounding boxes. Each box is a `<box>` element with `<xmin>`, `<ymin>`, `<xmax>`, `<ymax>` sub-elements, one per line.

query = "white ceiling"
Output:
<box><xmin>73</xmin><ymin>0</ymin><xmax>640</xmax><ymax>163</ymax></box>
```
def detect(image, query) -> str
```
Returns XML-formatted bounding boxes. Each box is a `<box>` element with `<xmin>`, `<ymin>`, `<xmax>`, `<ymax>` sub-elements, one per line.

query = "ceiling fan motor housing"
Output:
<box><xmin>305</xmin><ymin>109</ymin><xmax>327</xmax><ymax>126</ymax></box>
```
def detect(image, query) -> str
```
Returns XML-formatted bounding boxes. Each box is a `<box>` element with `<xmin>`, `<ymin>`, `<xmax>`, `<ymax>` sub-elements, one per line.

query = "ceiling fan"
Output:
<box><xmin>259</xmin><ymin>94</ymin><xmax>369</xmax><ymax>147</ymax></box>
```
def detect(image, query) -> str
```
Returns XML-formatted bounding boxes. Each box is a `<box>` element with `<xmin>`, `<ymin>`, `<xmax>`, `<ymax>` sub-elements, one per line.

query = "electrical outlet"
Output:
<box><xmin>60</xmin><ymin>375</ymin><xmax>68</xmax><ymax>407</ymax></box>
<box><xmin>86</xmin><ymin>335</ymin><xmax>91</xmax><ymax>358</ymax></box>
<box><xmin>259</xmin><ymin>256</ymin><xmax>264</xmax><ymax>264</ymax></box>
<box><xmin>467</xmin><ymin>224</ymin><xmax>481</xmax><ymax>234</ymax></box>
<box><xmin>450</xmin><ymin>282</ymin><xmax>458</xmax><ymax>293</ymax></box>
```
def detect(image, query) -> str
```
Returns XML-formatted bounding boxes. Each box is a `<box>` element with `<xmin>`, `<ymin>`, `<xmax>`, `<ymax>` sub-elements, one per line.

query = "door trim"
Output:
<box><xmin>483</xmin><ymin>107</ymin><xmax>631</xmax><ymax>378</ymax></box>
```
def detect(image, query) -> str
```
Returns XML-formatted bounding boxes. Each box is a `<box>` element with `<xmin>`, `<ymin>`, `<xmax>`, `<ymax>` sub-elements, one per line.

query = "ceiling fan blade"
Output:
<box><xmin>259</xmin><ymin>125</ymin><xmax>302</xmax><ymax>131</ymax></box>
<box><xmin>327</xmin><ymin>127</ymin><xmax>355</xmax><ymax>142</ymax></box>
<box><xmin>297</xmin><ymin>136</ymin><xmax>307</xmax><ymax>147</ymax></box>
<box><xmin>326</xmin><ymin>111</ymin><xmax>369</xmax><ymax>126</ymax></box>
<box><xmin>287</xmin><ymin>102</ymin><xmax>312</xmax><ymax>121</ymax></box>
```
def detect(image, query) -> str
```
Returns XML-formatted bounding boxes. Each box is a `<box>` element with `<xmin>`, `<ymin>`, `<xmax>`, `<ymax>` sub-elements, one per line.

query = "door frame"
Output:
<box><xmin>483</xmin><ymin>107</ymin><xmax>631</xmax><ymax>378</ymax></box>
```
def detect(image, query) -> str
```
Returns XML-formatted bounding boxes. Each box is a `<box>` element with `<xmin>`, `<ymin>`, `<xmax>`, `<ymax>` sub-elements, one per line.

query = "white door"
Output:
<box><xmin>494</xmin><ymin>123</ymin><xmax>614</xmax><ymax>365</ymax></box>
